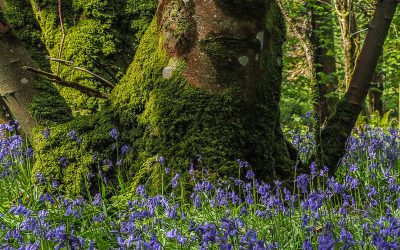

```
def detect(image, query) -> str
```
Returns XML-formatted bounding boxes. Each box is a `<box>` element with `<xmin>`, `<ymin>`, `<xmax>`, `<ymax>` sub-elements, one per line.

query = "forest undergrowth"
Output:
<box><xmin>0</xmin><ymin>117</ymin><xmax>399</xmax><ymax>249</ymax></box>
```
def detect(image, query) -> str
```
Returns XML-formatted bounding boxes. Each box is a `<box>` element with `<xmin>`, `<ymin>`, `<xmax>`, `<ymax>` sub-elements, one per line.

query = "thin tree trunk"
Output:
<box><xmin>368</xmin><ymin>71</ymin><xmax>384</xmax><ymax>115</ymax></box>
<box><xmin>321</xmin><ymin>0</ymin><xmax>398</xmax><ymax>175</ymax></box>
<box><xmin>310</xmin><ymin>0</ymin><xmax>339</xmax><ymax>124</ymax></box>
<box><xmin>335</xmin><ymin>0</ymin><xmax>361</xmax><ymax>89</ymax></box>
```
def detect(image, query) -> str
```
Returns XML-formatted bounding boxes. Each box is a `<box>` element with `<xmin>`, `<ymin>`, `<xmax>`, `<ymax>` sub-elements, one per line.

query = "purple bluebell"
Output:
<box><xmin>59</xmin><ymin>157</ymin><xmax>69</xmax><ymax>167</ymax></box>
<box><xmin>158</xmin><ymin>156</ymin><xmax>165</xmax><ymax>165</ymax></box>
<box><xmin>25</xmin><ymin>147</ymin><xmax>34</xmax><ymax>158</ymax></box>
<box><xmin>92</xmin><ymin>193</ymin><xmax>101</xmax><ymax>206</ymax></box>
<box><xmin>68</xmin><ymin>130</ymin><xmax>77</xmax><ymax>141</ymax></box>
<box><xmin>121</xmin><ymin>144</ymin><xmax>130</xmax><ymax>155</ymax></box>
<box><xmin>171</xmin><ymin>173</ymin><xmax>180</xmax><ymax>188</ymax></box>
<box><xmin>109</xmin><ymin>128</ymin><xmax>119</xmax><ymax>140</ymax></box>
<box><xmin>35</xmin><ymin>172</ymin><xmax>46</xmax><ymax>184</ymax></box>
<box><xmin>42</xmin><ymin>128</ymin><xmax>50</xmax><ymax>139</ymax></box>
<box><xmin>245</xmin><ymin>170</ymin><xmax>255</xmax><ymax>179</ymax></box>
<box><xmin>302</xmin><ymin>239</ymin><xmax>313</xmax><ymax>250</ymax></box>
<box><xmin>166</xmin><ymin>229</ymin><xmax>177</xmax><ymax>239</ymax></box>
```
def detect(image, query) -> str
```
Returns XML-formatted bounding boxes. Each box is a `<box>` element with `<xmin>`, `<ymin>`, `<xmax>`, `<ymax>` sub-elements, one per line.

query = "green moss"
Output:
<box><xmin>3</xmin><ymin>0</ymin><xmax>48</xmax><ymax>68</ymax></box>
<box><xmin>3</xmin><ymin>0</ymin><xmax>72</xmax><ymax>124</ymax></box>
<box><xmin>32</xmin><ymin>110</ymin><xmax>116</xmax><ymax>196</ymax></box>
<box><xmin>28</xmin><ymin>0</ymin><xmax>156</xmax><ymax>114</ymax></box>
<box><xmin>32</xmin><ymin>3</ymin><xmax>292</xmax><ymax>196</ymax></box>
<box><xmin>29</xmin><ymin>79</ymin><xmax>73</xmax><ymax>124</ymax></box>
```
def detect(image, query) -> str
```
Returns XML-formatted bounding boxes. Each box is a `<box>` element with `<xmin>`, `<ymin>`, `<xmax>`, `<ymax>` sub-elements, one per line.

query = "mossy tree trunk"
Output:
<box><xmin>2</xmin><ymin>0</ymin><xmax>295</xmax><ymax>195</ymax></box>
<box><xmin>112</xmin><ymin>0</ymin><xmax>295</xmax><ymax>180</ymax></box>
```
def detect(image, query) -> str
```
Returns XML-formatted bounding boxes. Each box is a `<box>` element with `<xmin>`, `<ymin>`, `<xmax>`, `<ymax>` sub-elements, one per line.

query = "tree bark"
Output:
<box><xmin>111</xmin><ymin>0</ymin><xmax>294</xmax><ymax>180</ymax></box>
<box><xmin>0</xmin><ymin>2</ymin><xmax>72</xmax><ymax>140</ymax></box>
<box><xmin>368</xmin><ymin>71</ymin><xmax>384</xmax><ymax>115</ymax></box>
<box><xmin>310</xmin><ymin>0</ymin><xmax>339</xmax><ymax>124</ymax></box>
<box><xmin>335</xmin><ymin>0</ymin><xmax>361</xmax><ymax>89</ymax></box>
<box><xmin>322</xmin><ymin>0</ymin><xmax>398</xmax><ymax>175</ymax></box>
<box><xmin>0</xmin><ymin>9</ymin><xmax>38</xmax><ymax>138</ymax></box>
<box><xmin>0</xmin><ymin>0</ymin><xmax>295</xmax><ymax>195</ymax></box>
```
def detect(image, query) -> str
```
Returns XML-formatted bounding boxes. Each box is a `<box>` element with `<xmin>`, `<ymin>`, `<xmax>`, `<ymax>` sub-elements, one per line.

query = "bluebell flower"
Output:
<box><xmin>296</xmin><ymin>174</ymin><xmax>310</xmax><ymax>194</ymax></box>
<box><xmin>171</xmin><ymin>173</ymin><xmax>180</xmax><ymax>188</ymax></box>
<box><xmin>220</xmin><ymin>242</ymin><xmax>233</xmax><ymax>250</ymax></box>
<box><xmin>136</xmin><ymin>185</ymin><xmax>147</xmax><ymax>198</ymax></box>
<box><xmin>9</xmin><ymin>205</ymin><xmax>31</xmax><ymax>217</ymax></box>
<box><xmin>92</xmin><ymin>193</ymin><xmax>101</xmax><ymax>206</ymax></box>
<box><xmin>348</xmin><ymin>164</ymin><xmax>358</xmax><ymax>172</ymax></box>
<box><xmin>318</xmin><ymin>223</ymin><xmax>335</xmax><ymax>250</ymax></box>
<box><xmin>68</xmin><ymin>130</ymin><xmax>77</xmax><ymax>141</ymax></box>
<box><xmin>59</xmin><ymin>157</ymin><xmax>69</xmax><ymax>167</ymax></box>
<box><xmin>109</xmin><ymin>128</ymin><xmax>119</xmax><ymax>140</ymax></box>
<box><xmin>35</xmin><ymin>172</ymin><xmax>46</xmax><ymax>184</ymax></box>
<box><xmin>310</xmin><ymin>162</ymin><xmax>317</xmax><ymax>178</ymax></box>
<box><xmin>189</xmin><ymin>163</ymin><xmax>195</xmax><ymax>175</ymax></box>
<box><xmin>25</xmin><ymin>147</ymin><xmax>34</xmax><ymax>158</ymax></box>
<box><xmin>302</xmin><ymin>239</ymin><xmax>313</xmax><ymax>250</ymax></box>
<box><xmin>320</xmin><ymin>166</ymin><xmax>329</xmax><ymax>177</ymax></box>
<box><xmin>166</xmin><ymin>229</ymin><xmax>177</xmax><ymax>239</ymax></box>
<box><xmin>237</xmin><ymin>159</ymin><xmax>249</xmax><ymax>168</ymax></box>
<box><xmin>52</xmin><ymin>180</ymin><xmax>59</xmax><ymax>188</ymax></box>
<box><xmin>93</xmin><ymin>213</ymin><xmax>106</xmax><ymax>222</ymax></box>
<box><xmin>245</xmin><ymin>170</ymin><xmax>255</xmax><ymax>179</ymax></box>
<box><xmin>121</xmin><ymin>144</ymin><xmax>130</xmax><ymax>155</ymax></box>
<box><xmin>158</xmin><ymin>156</ymin><xmax>165</xmax><ymax>165</ymax></box>
<box><xmin>240</xmin><ymin>206</ymin><xmax>247</xmax><ymax>216</ymax></box>
<box><xmin>177</xmin><ymin>234</ymin><xmax>187</xmax><ymax>245</ymax></box>
<box><xmin>89</xmin><ymin>240</ymin><xmax>95</xmax><ymax>250</ymax></box>
<box><xmin>42</xmin><ymin>127</ymin><xmax>50</xmax><ymax>139</ymax></box>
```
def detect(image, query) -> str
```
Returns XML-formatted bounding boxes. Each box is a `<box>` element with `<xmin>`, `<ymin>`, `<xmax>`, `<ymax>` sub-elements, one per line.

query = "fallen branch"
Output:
<box><xmin>23</xmin><ymin>66</ymin><xmax>109</xmax><ymax>99</ymax></box>
<box><xmin>47</xmin><ymin>56</ymin><xmax>116</xmax><ymax>88</ymax></box>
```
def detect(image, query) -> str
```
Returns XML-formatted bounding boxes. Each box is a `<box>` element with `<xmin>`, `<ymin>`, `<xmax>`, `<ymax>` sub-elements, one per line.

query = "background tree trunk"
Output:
<box><xmin>310</xmin><ymin>0</ymin><xmax>339</xmax><ymax>124</ymax></box>
<box><xmin>335</xmin><ymin>0</ymin><xmax>361</xmax><ymax>89</ymax></box>
<box><xmin>321</xmin><ymin>0</ymin><xmax>398</xmax><ymax>174</ymax></box>
<box><xmin>368</xmin><ymin>71</ymin><xmax>384</xmax><ymax>115</ymax></box>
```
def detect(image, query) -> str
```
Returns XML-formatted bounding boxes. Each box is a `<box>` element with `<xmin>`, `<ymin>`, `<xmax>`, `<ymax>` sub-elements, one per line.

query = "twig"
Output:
<box><xmin>350</xmin><ymin>28</ymin><xmax>369</xmax><ymax>37</ymax></box>
<box><xmin>23</xmin><ymin>66</ymin><xmax>109</xmax><ymax>99</ymax></box>
<box><xmin>47</xmin><ymin>56</ymin><xmax>116</xmax><ymax>88</ymax></box>
<box><xmin>57</xmin><ymin>0</ymin><xmax>65</xmax><ymax>76</ymax></box>
<box><xmin>46</xmin><ymin>56</ymin><xmax>73</xmax><ymax>66</ymax></box>
<box><xmin>83</xmin><ymin>51</ymin><xmax>120</xmax><ymax>83</ymax></box>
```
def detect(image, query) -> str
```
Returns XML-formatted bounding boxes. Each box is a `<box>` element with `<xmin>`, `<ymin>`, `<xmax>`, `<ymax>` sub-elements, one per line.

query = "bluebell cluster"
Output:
<box><xmin>0</xmin><ymin>122</ymin><xmax>399</xmax><ymax>249</ymax></box>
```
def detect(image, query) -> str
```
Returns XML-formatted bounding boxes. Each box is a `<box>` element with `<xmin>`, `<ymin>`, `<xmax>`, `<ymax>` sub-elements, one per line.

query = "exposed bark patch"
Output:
<box><xmin>158</xmin><ymin>0</ymin><xmax>266</xmax><ymax>95</ymax></box>
<box><xmin>159</xmin><ymin>0</ymin><xmax>197</xmax><ymax>56</ymax></box>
